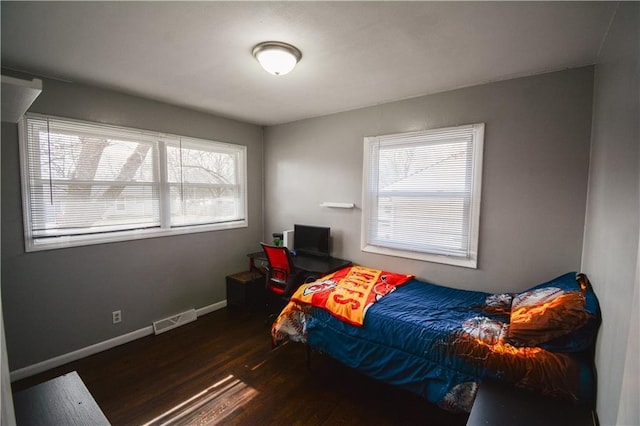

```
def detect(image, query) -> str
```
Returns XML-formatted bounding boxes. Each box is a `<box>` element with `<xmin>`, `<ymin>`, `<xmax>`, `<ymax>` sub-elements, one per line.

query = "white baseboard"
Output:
<box><xmin>10</xmin><ymin>300</ymin><xmax>228</xmax><ymax>382</ymax></box>
<box><xmin>196</xmin><ymin>300</ymin><xmax>226</xmax><ymax>317</ymax></box>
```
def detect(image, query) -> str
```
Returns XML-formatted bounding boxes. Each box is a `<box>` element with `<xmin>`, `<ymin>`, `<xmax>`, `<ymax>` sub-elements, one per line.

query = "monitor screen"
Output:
<box><xmin>293</xmin><ymin>224</ymin><xmax>330</xmax><ymax>258</ymax></box>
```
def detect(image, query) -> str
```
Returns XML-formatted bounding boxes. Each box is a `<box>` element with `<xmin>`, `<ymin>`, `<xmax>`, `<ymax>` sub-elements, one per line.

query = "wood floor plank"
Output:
<box><xmin>12</xmin><ymin>308</ymin><xmax>469</xmax><ymax>425</ymax></box>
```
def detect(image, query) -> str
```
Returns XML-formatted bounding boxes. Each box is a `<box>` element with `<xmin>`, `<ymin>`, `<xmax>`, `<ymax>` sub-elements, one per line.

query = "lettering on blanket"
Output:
<box><xmin>290</xmin><ymin>266</ymin><xmax>414</xmax><ymax>326</ymax></box>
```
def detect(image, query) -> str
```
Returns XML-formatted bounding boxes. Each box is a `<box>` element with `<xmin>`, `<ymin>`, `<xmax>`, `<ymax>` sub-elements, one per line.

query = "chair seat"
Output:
<box><xmin>268</xmin><ymin>285</ymin><xmax>286</xmax><ymax>295</ymax></box>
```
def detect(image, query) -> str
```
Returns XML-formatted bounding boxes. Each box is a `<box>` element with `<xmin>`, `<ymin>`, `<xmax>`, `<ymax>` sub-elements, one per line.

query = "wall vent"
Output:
<box><xmin>152</xmin><ymin>309</ymin><xmax>197</xmax><ymax>335</ymax></box>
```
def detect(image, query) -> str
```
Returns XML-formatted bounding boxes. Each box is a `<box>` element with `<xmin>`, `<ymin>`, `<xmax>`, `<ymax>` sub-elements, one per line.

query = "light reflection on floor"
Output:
<box><xmin>141</xmin><ymin>374</ymin><xmax>258</xmax><ymax>425</ymax></box>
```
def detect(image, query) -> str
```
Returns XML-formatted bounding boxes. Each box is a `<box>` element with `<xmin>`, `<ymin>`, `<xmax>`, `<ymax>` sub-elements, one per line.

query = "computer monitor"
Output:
<box><xmin>293</xmin><ymin>224</ymin><xmax>330</xmax><ymax>258</ymax></box>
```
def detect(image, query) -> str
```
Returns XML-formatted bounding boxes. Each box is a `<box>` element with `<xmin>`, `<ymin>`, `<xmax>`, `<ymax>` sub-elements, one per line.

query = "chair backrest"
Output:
<box><xmin>261</xmin><ymin>243</ymin><xmax>297</xmax><ymax>297</ymax></box>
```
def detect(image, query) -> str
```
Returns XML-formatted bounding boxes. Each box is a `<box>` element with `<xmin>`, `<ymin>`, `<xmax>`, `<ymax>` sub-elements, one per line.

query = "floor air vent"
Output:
<box><xmin>153</xmin><ymin>309</ymin><xmax>197</xmax><ymax>335</ymax></box>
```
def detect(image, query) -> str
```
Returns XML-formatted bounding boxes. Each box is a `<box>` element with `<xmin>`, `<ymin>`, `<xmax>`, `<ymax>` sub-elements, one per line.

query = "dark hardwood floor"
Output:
<box><xmin>12</xmin><ymin>307</ymin><xmax>469</xmax><ymax>426</ymax></box>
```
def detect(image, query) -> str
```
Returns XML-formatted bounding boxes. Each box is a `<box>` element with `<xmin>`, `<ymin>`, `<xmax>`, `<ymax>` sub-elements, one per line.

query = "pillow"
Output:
<box><xmin>507</xmin><ymin>272</ymin><xmax>592</xmax><ymax>347</ymax></box>
<box><xmin>539</xmin><ymin>273</ymin><xmax>601</xmax><ymax>352</ymax></box>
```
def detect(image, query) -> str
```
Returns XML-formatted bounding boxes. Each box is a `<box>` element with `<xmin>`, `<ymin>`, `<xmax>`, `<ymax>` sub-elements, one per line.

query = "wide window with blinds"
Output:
<box><xmin>362</xmin><ymin>123</ymin><xmax>484</xmax><ymax>268</ymax></box>
<box><xmin>20</xmin><ymin>114</ymin><xmax>247</xmax><ymax>251</ymax></box>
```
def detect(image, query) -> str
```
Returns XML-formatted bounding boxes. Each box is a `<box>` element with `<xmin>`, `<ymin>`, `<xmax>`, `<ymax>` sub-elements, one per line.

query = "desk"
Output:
<box><xmin>248</xmin><ymin>251</ymin><xmax>352</xmax><ymax>276</ymax></box>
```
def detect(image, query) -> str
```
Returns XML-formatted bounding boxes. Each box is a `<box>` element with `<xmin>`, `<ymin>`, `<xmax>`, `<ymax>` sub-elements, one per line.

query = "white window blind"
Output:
<box><xmin>167</xmin><ymin>138</ymin><xmax>245</xmax><ymax>227</ymax></box>
<box><xmin>20</xmin><ymin>114</ymin><xmax>247</xmax><ymax>251</ymax></box>
<box><xmin>23</xmin><ymin>116</ymin><xmax>160</xmax><ymax>238</ymax></box>
<box><xmin>362</xmin><ymin>123</ymin><xmax>484</xmax><ymax>268</ymax></box>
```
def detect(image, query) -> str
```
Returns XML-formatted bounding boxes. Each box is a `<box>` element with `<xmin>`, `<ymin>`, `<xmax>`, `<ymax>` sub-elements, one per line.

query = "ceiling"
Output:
<box><xmin>1</xmin><ymin>1</ymin><xmax>616</xmax><ymax>126</ymax></box>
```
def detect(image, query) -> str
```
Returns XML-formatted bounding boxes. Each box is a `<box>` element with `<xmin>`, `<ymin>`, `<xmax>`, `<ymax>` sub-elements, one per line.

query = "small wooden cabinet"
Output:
<box><xmin>226</xmin><ymin>271</ymin><xmax>265</xmax><ymax>312</ymax></box>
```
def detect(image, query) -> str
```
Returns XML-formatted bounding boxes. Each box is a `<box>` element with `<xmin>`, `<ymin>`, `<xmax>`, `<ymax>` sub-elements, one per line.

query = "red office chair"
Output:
<box><xmin>261</xmin><ymin>243</ymin><xmax>307</xmax><ymax>321</ymax></box>
<box><xmin>261</xmin><ymin>243</ymin><xmax>301</xmax><ymax>298</ymax></box>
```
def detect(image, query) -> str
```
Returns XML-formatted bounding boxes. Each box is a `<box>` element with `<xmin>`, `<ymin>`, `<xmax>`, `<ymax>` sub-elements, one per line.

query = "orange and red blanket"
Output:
<box><xmin>289</xmin><ymin>265</ymin><xmax>414</xmax><ymax>326</ymax></box>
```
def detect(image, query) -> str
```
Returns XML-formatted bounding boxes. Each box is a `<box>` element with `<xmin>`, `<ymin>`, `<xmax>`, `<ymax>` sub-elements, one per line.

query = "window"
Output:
<box><xmin>20</xmin><ymin>114</ymin><xmax>247</xmax><ymax>251</ymax></box>
<box><xmin>362</xmin><ymin>123</ymin><xmax>484</xmax><ymax>268</ymax></box>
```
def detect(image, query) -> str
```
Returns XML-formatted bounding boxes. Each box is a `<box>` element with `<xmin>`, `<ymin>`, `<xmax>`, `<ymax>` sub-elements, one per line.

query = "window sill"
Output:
<box><xmin>25</xmin><ymin>220</ymin><xmax>248</xmax><ymax>252</ymax></box>
<box><xmin>361</xmin><ymin>244</ymin><xmax>477</xmax><ymax>269</ymax></box>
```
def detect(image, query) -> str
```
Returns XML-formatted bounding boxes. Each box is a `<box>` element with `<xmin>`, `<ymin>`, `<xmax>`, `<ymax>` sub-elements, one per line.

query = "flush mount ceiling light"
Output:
<box><xmin>252</xmin><ymin>41</ymin><xmax>302</xmax><ymax>76</ymax></box>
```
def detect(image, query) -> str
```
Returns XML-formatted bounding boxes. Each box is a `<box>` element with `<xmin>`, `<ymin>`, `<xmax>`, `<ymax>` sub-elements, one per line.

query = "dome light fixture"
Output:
<box><xmin>252</xmin><ymin>41</ymin><xmax>302</xmax><ymax>76</ymax></box>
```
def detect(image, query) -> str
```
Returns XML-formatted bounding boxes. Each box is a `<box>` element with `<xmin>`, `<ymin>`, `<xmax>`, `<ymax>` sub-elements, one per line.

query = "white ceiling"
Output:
<box><xmin>1</xmin><ymin>1</ymin><xmax>616</xmax><ymax>126</ymax></box>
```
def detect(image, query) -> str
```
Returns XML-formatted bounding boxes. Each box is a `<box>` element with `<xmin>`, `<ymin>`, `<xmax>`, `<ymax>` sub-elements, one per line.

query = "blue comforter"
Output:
<box><xmin>272</xmin><ymin>273</ymin><xmax>599</xmax><ymax>412</ymax></box>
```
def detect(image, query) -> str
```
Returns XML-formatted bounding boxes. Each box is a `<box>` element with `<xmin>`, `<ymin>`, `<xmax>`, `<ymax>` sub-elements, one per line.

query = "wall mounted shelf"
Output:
<box><xmin>320</xmin><ymin>202</ymin><xmax>355</xmax><ymax>209</ymax></box>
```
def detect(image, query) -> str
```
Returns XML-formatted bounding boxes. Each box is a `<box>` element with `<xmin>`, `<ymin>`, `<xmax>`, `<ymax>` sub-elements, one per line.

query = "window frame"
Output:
<box><xmin>19</xmin><ymin>113</ymin><xmax>248</xmax><ymax>252</ymax></box>
<box><xmin>361</xmin><ymin>123</ymin><xmax>484</xmax><ymax>268</ymax></box>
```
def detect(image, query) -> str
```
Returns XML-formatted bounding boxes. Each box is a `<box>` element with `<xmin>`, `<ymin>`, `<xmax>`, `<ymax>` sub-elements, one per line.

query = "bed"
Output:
<box><xmin>271</xmin><ymin>267</ymin><xmax>601</xmax><ymax>413</ymax></box>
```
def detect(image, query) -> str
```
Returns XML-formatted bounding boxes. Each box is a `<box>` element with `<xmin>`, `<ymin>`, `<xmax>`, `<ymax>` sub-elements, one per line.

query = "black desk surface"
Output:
<box><xmin>466</xmin><ymin>380</ymin><xmax>595</xmax><ymax>426</ymax></box>
<box><xmin>13</xmin><ymin>371</ymin><xmax>111</xmax><ymax>426</ymax></box>
<box><xmin>248</xmin><ymin>251</ymin><xmax>352</xmax><ymax>276</ymax></box>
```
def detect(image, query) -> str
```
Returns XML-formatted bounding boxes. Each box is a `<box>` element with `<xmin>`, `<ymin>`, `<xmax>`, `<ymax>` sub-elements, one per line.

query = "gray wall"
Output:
<box><xmin>1</xmin><ymin>78</ymin><xmax>264</xmax><ymax>370</ymax></box>
<box><xmin>1</xmin><ymin>118</ymin><xmax>17</xmax><ymax>424</ymax></box>
<box><xmin>581</xmin><ymin>3</ymin><xmax>639</xmax><ymax>425</ymax></box>
<box><xmin>264</xmin><ymin>67</ymin><xmax>594</xmax><ymax>293</ymax></box>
